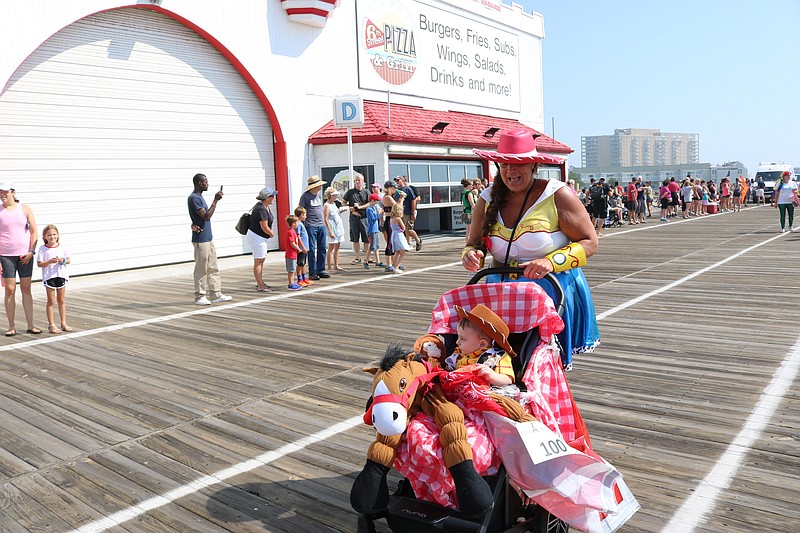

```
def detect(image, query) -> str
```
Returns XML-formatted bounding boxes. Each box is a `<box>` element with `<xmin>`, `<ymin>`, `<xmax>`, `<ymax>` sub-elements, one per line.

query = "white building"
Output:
<box><xmin>0</xmin><ymin>0</ymin><xmax>570</xmax><ymax>276</ymax></box>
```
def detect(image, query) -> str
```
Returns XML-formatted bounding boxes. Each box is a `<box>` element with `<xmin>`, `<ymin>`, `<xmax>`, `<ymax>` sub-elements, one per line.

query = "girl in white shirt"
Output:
<box><xmin>36</xmin><ymin>224</ymin><xmax>72</xmax><ymax>333</ymax></box>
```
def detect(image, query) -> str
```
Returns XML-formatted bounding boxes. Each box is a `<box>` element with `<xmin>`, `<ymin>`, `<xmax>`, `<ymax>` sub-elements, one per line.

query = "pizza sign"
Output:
<box><xmin>361</xmin><ymin>1</ymin><xmax>417</xmax><ymax>85</ymax></box>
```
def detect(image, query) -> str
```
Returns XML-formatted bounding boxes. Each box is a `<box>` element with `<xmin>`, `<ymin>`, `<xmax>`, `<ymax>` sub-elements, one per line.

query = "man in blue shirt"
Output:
<box><xmin>188</xmin><ymin>173</ymin><xmax>232</xmax><ymax>305</ymax></box>
<box><xmin>298</xmin><ymin>174</ymin><xmax>330</xmax><ymax>280</ymax></box>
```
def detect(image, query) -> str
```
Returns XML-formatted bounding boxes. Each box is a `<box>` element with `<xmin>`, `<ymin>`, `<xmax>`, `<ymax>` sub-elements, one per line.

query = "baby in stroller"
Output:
<box><xmin>352</xmin><ymin>278</ymin><xmax>639</xmax><ymax>533</ymax></box>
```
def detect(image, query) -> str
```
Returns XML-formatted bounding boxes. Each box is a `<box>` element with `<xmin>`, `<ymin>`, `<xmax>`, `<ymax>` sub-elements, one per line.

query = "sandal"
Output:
<box><xmin>26</xmin><ymin>327</ymin><xmax>43</xmax><ymax>335</ymax></box>
<box><xmin>61</xmin><ymin>324</ymin><xmax>73</xmax><ymax>333</ymax></box>
<box><xmin>351</xmin><ymin>258</ymin><xmax>362</xmax><ymax>265</ymax></box>
<box><xmin>5</xmin><ymin>329</ymin><xmax>16</xmax><ymax>337</ymax></box>
<box><xmin>49</xmin><ymin>324</ymin><xmax>62</xmax><ymax>334</ymax></box>
<box><xmin>257</xmin><ymin>286</ymin><xmax>273</xmax><ymax>292</ymax></box>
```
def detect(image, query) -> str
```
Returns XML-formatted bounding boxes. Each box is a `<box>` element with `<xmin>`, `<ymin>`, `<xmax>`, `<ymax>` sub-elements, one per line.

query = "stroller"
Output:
<box><xmin>356</xmin><ymin>268</ymin><xmax>638</xmax><ymax>533</ymax></box>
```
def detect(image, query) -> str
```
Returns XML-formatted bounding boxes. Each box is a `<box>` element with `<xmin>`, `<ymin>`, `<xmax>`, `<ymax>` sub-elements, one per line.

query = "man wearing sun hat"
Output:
<box><xmin>464</xmin><ymin>128</ymin><xmax>600</xmax><ymax>370</ymax></box>
<box><xmin>298</xmin><ymin>175</ymin><xmax>330</xmax><ymax>280</ymax></box>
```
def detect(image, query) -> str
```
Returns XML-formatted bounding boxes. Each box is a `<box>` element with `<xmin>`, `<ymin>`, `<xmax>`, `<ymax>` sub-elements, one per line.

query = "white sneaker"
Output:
<box><xmin>195</xmin><ymin>297</ymin><xmax>211</xmax><ymax>305</ymax></box>
<box><xmin>210</xmin><ymin>294</ymin><xmax>233</xmax><ymax>303</ymax></box>
<box><xmin>780</xmin><ymin>228</ymin><xmax>787</xmax><ymax>233</ymax></box>
<box><xmin>791</xmin><ymin>227</ymin><xmax>796</xmax><ymax>232</ymax></box>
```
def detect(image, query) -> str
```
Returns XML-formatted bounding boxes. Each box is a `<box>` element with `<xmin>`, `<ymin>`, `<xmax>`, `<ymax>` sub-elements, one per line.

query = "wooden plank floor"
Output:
<box><xmin>1</xmin><ymin>204</ymin><xmax>798</xmax><ymax>532</ymax></box>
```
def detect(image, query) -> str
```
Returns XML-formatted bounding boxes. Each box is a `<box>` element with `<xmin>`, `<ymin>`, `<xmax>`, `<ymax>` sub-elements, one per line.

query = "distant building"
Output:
<box><xmin>581</xmin><ymin>128</ymin><xmax>699</xmax><ymax>167</ymax></box>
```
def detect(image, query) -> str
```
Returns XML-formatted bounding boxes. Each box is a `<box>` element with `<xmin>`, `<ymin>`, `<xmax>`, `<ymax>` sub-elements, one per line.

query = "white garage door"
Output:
<box><xmin>0</xmin><ymin>8</ymin><xmax>276</xmax><ymax>277</ymax></box>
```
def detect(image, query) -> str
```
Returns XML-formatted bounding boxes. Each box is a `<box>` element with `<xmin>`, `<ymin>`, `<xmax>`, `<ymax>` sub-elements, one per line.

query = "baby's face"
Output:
<box><xmin>456</xmin><ymin>323</ymin><xmax>485</xmax><ymax>354</ymax></box>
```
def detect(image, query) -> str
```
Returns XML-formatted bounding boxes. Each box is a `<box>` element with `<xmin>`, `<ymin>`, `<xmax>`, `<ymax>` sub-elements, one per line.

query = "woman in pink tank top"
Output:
<box><xmin>0</xmin><ymin>182</ymin><xmax>41</xmax><ymax>336</ymax></box>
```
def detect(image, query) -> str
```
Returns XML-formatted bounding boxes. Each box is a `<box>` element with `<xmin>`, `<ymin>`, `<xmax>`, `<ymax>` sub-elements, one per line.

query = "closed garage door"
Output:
<box><xmin>0</xmin><ymin>8</ymin><xmax>276</xmax><ymax>276</ymax></box>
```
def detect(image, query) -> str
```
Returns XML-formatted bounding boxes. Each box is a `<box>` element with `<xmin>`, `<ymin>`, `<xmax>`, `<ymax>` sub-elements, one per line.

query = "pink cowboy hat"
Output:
<box><xmin>473</xmin><ymin>128</ymin><xmax>564</xmax><ymax>165</ymax></box>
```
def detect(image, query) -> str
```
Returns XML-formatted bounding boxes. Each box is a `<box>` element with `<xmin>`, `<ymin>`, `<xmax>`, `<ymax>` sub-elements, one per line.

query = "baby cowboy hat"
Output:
<box><xmin>454</xmin><ymin>304</ymin><xmax>515</xmax><ymax>355</ymax></box>
<box><xmin>473</xmin><ymin>128</ymin><xmax>563</xmax><ymax>165</ymax></box>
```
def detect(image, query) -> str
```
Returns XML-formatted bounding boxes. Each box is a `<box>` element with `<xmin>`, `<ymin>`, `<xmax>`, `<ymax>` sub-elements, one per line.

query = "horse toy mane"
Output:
<box><xmin>377</xmin><ymin>342</ymin><xmax>417</xmax><ymax>371</ymax></box>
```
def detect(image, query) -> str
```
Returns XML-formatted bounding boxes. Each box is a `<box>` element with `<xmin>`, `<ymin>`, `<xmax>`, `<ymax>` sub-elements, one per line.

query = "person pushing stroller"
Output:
<box><xmin>461</xmin><ymin>129</ymin><xmax>600</xmax><ymax>370</ymax></box>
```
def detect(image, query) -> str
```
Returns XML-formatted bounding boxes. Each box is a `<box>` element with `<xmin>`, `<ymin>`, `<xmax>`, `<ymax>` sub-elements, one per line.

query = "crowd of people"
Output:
<box><xmin>577</xmin><ymin>174</ymin><xmax>755</xmax><ymax>236</ymax></box>
<box><xmin>187</xmin><ymin>173</ymin><xmax>427</xmax><ymax>303</ymax></box>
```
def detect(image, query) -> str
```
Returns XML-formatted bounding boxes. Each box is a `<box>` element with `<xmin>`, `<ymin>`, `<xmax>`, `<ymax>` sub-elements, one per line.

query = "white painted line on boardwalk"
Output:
<box><xmin>596</xmin><ymin>232</ymin><xmax>785</xmax><ymax>320</ymax></box>
<box><xmin>0</xmin><ymin>261</ymin><xmax>461</xmax><ymax>353</ymax></box>
<box><xmin>70</xmin><ymin>415</ymin><xmax>364</xmax><ymax>533</ymax></box>
<box><xmin>661</xmin><ymin>337</ymin><xmax>800</xmax><ymax>533</ymax></box>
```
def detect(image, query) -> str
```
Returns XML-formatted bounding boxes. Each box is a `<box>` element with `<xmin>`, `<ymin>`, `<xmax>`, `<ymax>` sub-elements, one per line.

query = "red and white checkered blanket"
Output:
<box><xmin>428</xmin><ymin>282</ymin><xmax>564</xmax><ymax>341</ymax></box>
<box><xmin>394</xmin><ymin>341</ymin><xmax>582</xmax><ymax>508</ymax></box>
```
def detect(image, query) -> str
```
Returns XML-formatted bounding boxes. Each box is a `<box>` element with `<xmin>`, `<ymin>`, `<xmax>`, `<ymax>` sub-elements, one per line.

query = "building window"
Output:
<box><xmin>390</xmin><ymin>159</ymin><xmax>483</xmax><ymax>207</ymax></box>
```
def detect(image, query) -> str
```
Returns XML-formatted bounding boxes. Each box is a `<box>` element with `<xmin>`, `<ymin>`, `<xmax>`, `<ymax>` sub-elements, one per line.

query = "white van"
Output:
<box><xmin>754</xmin><ymin>162</ymin><xmax>794</xmax><ymax>202</ymax></box>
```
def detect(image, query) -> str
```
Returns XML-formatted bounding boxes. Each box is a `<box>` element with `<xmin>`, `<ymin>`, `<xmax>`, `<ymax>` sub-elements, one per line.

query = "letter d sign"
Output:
<box><xmin>333</xmin><ymin>95</ymin><xmax>364</xmax><ymax>128</ymax></box>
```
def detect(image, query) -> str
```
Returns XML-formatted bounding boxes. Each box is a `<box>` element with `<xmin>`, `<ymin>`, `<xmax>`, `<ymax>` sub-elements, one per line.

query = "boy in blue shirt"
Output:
<box><xmin>365</xmin><ymin>193</ymin><xmax>384</xmax><ymax>267</ymax></box>
<box><xmin>294</xmin><ymin>207</ymin><xmax>312</xmax><ymax>286</ymax></box>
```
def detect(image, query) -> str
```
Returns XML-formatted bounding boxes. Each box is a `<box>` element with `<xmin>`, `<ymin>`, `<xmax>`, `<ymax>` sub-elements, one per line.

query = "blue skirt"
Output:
<box><xmin>487</xmin><ymin>268</ymin><xmax>600</xmax><ymax>367</ymax></box>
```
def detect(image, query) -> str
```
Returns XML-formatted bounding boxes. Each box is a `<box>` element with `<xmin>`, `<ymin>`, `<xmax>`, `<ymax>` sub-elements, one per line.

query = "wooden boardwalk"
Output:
<box><xmin>0</xmin><ymin>204</ymin><xmax>798</xmax><ymax>532</ymax></box>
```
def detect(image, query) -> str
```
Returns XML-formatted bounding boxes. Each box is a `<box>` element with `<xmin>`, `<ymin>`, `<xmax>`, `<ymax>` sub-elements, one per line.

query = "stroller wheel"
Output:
<box><xmin>525</xmin><ymin>505</ymin><xmax>570</xmax><ymax>533</ymax></box>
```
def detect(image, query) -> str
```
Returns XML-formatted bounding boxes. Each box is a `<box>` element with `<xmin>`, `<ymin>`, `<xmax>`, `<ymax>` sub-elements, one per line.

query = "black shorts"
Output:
<box><xmin>296</xmin><ymin>251</ymin><xmax>307</xmax><ymax>267</ymax></box>
<box><xmin>592</xmin><ymin>203</ymin><xmax>608</xmax><ymax>219</ymax></box>
<box><xmin>349</xmin><ymin>217</ymin><xmax>368</xmax><ymax>243</ymax></box>
<box><xmin>625</xmin><ymin>200</ymin><xmax>637</xmax><ymax>211</ymax></box>
<box><xmin>670</xmin><ymin>192</ymin><xmax>680</xmax><ymax>206</ymax></box>
<box><xmin>0</xmin><ymin>255</ymin><xmax>34</xmax><ymax>279</ymax></box>
<box><xmin>43</xmin><ymin>276</ymin><xmax>68</xmax><ymax>289</ymax></box>
<box><xmin>661</xmin><ymin>198</ymin><xmax>671</xmax><ymax>209</ymax></box>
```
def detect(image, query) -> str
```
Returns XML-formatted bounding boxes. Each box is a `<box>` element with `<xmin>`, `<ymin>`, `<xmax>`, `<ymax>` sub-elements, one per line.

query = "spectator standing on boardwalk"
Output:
<box><xmin>342</xmin><ymin>173</ymin><xmax>370</xmax><ymax>267</ymax></box>
<box><xmin>659</xmin><ymin>180</ymin><xmax>672</xmax><ymax>221</ymax></box>
<box><xmin>772</xmin><ymin>170</ymin><xmax>799</xmax><ymax>232</ymax></box>
<box><xmin>381</xmin><ymin>181</ymin><xmax>399</xmax><ymax>271</ymax></box>
<box><xmin>389</xmin><ymin>202</ymin><xmax>411</xmax><ymax>273</ymax></box>
<box><xmin>460</xmin><ymin>178</ymin><xmax>476</xmax><ymax>233</ymax></box>
<box><xmin>294</xmin><ymin>206</ymin><xmax>312</xmax><ymax>287</ymax></box>
<box><xmin>365</xmin><ymin>193</ymin><xmax>384</xmax><ymax>267</ymax></box>
<box><xmin>298</xmin><ymin>175</ymin><xmax>329</xmax><ymax>281</ymax></box>
<box><xmin>732</xmin><ymin>178</ymin><xmax>742</xmax><ymax>212</ymax></box>
<box><xmin>626</xmin><ymin>177</ymin><xmax>639</xmax><ymax>225</ymax></box>
<box><xmin>755</xmin><ymin>176</ymin><xmax>766</xmax><ymax>205</ymax></box>
<box><xmin>680</xmin><ymin>179</ymin><xmax>694</xmax><ymax>219</ymax></box>
<box><xmin>668</xmin><ymin>177</ymin><xmax>681</xmax><ymax>218</ymax></box>
<box><xmin>36</xmin><ymin>224</ymin><xmax>73</xmax><ymax>334</ymax></box>
<box><xmin>635</xmin><ymin>176</ymin><xmax>647</xmax><ymax>223</ymax></box>
<box><xmin>0</xmin><ymin>182</ymin><xmax>41</xmax><ymax>336</ymax></box>
<box><xmin>589</xmin><ymin>178</ymin><xmax>610</xmax><ymax>236</ymax></box>
<box><xmin>284</xmin><ymin>215</ymin><xmax>303</xmax><ymax>290</ymax></box>
<box><xmin>323</xmin><ymin>187</ymin><xmax>348</xmax><ymax>272</ymax></box>
<box><xmin>187</xmin><ymin>173</ymin><xmax>231</xmax><ymax>306</ymax></box>
<box><xmin>643</xmin><ymin>180</ymin><xmax>654</xmax><ymax>217</ymax></box>
<box><xmin>247</xmin><ymin>187</ymin><xmax>276</xmax><ymax>293</ymax></box>
<box><xmin>393</xmin><ymin>175</ymin><xmax>422</xmax><ymax>251</ymax></box>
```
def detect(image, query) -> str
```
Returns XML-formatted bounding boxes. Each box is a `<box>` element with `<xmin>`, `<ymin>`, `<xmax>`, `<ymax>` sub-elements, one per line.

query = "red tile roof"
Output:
<box><xmin>308</xmin><ymin>100</ymin><xmax>573</xmax><ymax>154</ymax></box>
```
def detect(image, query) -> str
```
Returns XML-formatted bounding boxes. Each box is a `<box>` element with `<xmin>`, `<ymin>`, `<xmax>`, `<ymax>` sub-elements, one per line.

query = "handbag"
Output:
<box><xmin>235</xmin><ymin>205</ymin><xmax>256</xmax><ymax>235</ymax></box>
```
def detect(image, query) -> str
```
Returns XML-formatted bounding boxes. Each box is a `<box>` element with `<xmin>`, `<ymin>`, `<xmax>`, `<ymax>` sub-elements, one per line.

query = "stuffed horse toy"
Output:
<box><xmin>350</xmin><ymin>343</ymin><xmax>494</xmax><ymax>518</ymax></box>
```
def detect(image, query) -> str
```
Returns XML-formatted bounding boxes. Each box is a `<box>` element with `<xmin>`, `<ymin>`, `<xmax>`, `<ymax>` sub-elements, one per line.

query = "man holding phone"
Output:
<box><xmin>188</xmin><ymin>173</ymin><xmax>232</xmax><ymax>305</ymax></box>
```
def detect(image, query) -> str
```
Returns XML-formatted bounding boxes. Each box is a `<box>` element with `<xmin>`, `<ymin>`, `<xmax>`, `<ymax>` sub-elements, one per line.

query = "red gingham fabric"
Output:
<box><xmin>519</xmin><ymin>342</ymin><xmax>579</xmax><ymax>442</ymax></box>
<box><xmin>394</xmin><ymin>410</ymin><xmax>501</xmax><ymax>509</ymax></box>
<box><xmin>428</xmin><ymin>283</ymin><xmax>564</xmax><ymax>341</ymax></box>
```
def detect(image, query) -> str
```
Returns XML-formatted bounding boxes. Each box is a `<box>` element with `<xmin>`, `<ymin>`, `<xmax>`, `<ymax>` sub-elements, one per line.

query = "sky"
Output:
<box><xmin>516</xmin><ymin>0</ymin><xmax>800</xmax><ymax>175</ymax></box>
